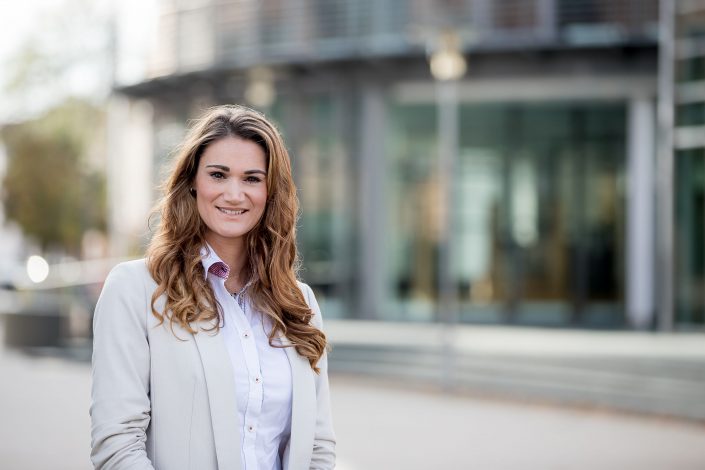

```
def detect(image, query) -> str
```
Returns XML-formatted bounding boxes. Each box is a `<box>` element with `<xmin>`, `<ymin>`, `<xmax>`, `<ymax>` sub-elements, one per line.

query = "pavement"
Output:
<box><xmin>325</xmin><ymin>320</ymin><xmax>705</xmax><ymax>421</ymax></box>
<box><xmin>325</xmin><ymin>320</ymin><xmax>705</xmax><ymax>359</ymax></box>
<box><xmin>2</xmin><ymin>339</ymin><xmax>705</xmax><ymax>469</ymax></box>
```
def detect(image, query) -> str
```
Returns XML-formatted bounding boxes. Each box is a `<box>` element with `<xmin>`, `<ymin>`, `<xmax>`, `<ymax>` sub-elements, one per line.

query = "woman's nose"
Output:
<box><xmin>223</xmin><ymin>180</ymin><xmax>245</xmax><ymax>202</ymax></box>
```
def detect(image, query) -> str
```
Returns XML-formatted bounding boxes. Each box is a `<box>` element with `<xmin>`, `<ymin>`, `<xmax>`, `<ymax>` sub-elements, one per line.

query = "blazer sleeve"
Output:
<box><xmin>302</xmin><ymin>283</ymin><xmax>337</xmax><ymax>470</ymax></box>
<box><xmin>90</xmin><ymin>262</ymin><xmax>155</xmax><ymax>470</ymax></box>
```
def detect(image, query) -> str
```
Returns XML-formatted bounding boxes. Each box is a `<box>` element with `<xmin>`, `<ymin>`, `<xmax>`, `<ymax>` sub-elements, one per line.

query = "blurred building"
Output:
<box><xmin>109</xmin><ymin>0</ymin><xmax>704</xmax><ymax>330</ymax></box>
<box><xmin>673</xmin><ymin>3</ymin><xmax>705</xmax><ymax>328</ymax></box>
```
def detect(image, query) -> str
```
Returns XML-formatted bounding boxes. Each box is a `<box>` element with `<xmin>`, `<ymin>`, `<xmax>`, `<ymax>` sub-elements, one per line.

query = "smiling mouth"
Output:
<box><xmin>217</xmin><ymin>207</ymin><xmax>247</xmax><ymax>215</ymax></box>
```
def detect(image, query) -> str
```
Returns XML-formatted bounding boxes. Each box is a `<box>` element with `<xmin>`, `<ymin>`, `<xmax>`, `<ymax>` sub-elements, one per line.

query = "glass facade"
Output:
<box><xmin>674</xmin><ymin>6</ymin><xmax>705</xmax><ymax>328</ymax></box>
<box><xmin>274</xmin><ymin>93</ymin><xmax>629</xmax><ymax>326</ymax></box>
<box><xmin>676</xmin><ymin>148</ymin><xmax>705</xmax><ymax>326</ymax></box>
<box><xmin>274</xmin><ymin>95</ymin><xmax>357</xmax><ymax>320</ymax></box>
<box><xmin>119</xmin><ymin>0</ymin><xmax>672</xmax><ymax>329</ymax></box>
<box><xmin>387</xmin><ymin>101</ymin><xmax>626</xmax><ymax>326</ymax></box>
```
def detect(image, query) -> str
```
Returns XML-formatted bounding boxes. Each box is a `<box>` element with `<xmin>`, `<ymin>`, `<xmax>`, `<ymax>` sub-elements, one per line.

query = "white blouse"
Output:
<box><xmin>201</xmin><ymin>246</ymin><xmax>293</xmax><ymax>470</ymax></box>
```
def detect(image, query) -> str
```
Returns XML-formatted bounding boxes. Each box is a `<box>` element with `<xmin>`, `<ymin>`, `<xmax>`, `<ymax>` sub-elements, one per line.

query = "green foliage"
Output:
<box><xmin>1</xmin><ymin>99</ymin><xmax>106</xmax><ymax>254</ymax></box>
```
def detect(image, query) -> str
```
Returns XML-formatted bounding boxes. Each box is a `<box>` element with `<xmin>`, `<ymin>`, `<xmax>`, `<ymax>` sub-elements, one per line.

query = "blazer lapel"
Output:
<box><xmin>280</xmin><ymin>333</ymin><xmax>316</xmax><ymax>470</ymax></box>
<box><xmin>192</xmin><ymin>322</ymin><xmax>242</xmax><ymax>470</ymax></box>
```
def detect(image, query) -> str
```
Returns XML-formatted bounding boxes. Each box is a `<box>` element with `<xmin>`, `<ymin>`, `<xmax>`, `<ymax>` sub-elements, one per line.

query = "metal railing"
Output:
<box><xmin>146</xmin><ymin>0</ymin><xmax>658</xmax><ymax>77</ymax></box>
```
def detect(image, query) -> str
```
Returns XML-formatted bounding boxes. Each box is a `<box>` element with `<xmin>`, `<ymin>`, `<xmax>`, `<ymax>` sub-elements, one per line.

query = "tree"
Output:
<box><xmin>1</xmin><ymin>99</ymin><xmax>106</xmax><ymax>255</ymax></box>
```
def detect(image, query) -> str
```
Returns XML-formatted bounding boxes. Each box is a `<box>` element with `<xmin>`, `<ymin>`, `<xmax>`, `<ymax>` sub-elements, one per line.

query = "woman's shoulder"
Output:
<box><xmin>296</xmin><ymin>280</ymin><xmax>313</xmax><ymax>302</ymax></box>
<box><xmin>94</xmin><ymin>259</ymin><xmax>155</xmax><ymax>330</ymax></box>
<box><xmin>106</xmin><ymin>258</ymin><xmax>150</xmax><ymax>279</ymax></box>
<box><xmin>102</xmin><ymin>258</ymin><xmax>155</xmax><ymax>293</ymax></box>
<box><xmin>296</xmin><ymin>280</ymin><xmax>323</xmax><ymax>327</ymax></box>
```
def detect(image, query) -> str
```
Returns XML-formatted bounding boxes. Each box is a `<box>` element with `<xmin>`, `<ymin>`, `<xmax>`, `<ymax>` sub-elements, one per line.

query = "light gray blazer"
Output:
<box><xmin>90</xmin><ymin>259</ymin><xmax>335</xmax><ymax>470</ymax></box>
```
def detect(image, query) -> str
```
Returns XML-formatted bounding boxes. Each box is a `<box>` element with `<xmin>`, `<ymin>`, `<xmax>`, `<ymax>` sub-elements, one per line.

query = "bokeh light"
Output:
<box><xmin>26</xmin><ymin>255</ymin><xmax>49</xmax><ymax>283</ymax></box>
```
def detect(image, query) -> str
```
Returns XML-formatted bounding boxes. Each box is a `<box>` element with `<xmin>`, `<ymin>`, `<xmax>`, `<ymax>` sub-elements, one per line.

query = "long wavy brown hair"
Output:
<box><xmin>146</xmin><ymin>104</ymin><xmax>327</xmax><ymax>372</ymax></box>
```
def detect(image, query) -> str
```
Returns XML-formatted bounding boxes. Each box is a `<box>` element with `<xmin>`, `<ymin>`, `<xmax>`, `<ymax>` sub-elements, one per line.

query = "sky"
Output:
<box><xmin>0</xmin><ymin>0</ymin><xmax>157</xmax><ymax>123</ymax></box>
<box><xmin>0</xmin><ymin>0</ymin><xmax>63</xmax><ymax>66</ymax></box>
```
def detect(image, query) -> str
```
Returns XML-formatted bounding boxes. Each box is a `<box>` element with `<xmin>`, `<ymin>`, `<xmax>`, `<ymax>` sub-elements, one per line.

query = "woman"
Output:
<box><xmin>90</xmin><ymin>105</ymin><xmax>335</xmax><ymax>470</ymax></box>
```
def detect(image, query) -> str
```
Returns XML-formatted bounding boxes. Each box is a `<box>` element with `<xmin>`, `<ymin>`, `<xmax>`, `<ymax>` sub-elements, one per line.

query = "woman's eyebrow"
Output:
<box><xmin>244</xmin><ymin>169</ymin><xmax>267</xmax><ymax>176</ymax></box>
<box><xmin>206</xmin><ymin>164</ymin><xmax>230</xmax><ymax>171</ymax></box>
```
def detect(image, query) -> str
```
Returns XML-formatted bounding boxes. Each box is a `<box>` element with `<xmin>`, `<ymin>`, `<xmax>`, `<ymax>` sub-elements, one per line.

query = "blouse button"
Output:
<box><xmin>248</xmin><ymin>425</ymin><xmax>255</xmax><ymax>433</ymax></box>
<box><xmin>255</xmin><ymin>376</ymin><xmax>261</xmax><ymax>384</ymax></box>
<box><xmin>243</xmin><ymin>332</ymin><xmax>250</xmax><ymax>338</ymax></box>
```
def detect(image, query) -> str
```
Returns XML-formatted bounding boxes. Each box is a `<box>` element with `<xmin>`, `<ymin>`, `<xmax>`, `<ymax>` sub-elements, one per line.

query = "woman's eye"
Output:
<box><xmin>245</xmin><ymin>176</ymin><xmax>262</xmax><ymax>183</ymax></box>
<box><xmin>209</xmin><ymin>171</ymin><xmax>225</xmax><ymax>179</ymax></box>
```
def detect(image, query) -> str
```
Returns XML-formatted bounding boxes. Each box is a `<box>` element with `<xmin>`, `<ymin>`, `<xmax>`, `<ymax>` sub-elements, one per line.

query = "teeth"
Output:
<box><xmin>219</xmin><ymin>208</ymin><xmax>245</xmax><ymax>215</ymax></box>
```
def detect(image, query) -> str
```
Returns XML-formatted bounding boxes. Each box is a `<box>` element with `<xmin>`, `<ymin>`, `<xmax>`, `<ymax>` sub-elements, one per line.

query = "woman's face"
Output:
<box><xmin>193</xmin><ymin>136</ymin><xmax>268</xmax><ymax>247</ymax></box>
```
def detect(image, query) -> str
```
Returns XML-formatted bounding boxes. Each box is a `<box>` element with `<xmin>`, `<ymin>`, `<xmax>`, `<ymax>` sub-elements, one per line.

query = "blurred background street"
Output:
<box><xmin>3</xmin><ymin>0</ymin><xmax>705</xmax><ymax>468</ymax></box>
<box><xmin>2</xmin><ymin>337</ymin><xmax>705</xmax><ymax>470</ymax></box>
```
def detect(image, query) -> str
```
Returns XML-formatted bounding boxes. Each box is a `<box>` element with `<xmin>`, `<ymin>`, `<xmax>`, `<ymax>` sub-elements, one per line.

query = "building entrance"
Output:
<box><xmin>388</xmin><ymin>101</ymin><xmax>627</xmax><ymax>326</ymax></box>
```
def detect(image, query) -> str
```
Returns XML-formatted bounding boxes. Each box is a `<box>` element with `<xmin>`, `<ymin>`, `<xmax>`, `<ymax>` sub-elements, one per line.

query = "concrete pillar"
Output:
<box><xmin>358</xmin><ymin>84</ymin><xmax>387</xmax><ymax>320</ymax></box>
<box><xmin>536</xmin><ymin>0</ymin><xmax>557</xmax><ymax>42</ymax></box>
<box><xmin>106</xmin><ymin>96</ymin><xmax>154</xmax><ymax>257</ymax></box>
<box><xmin>626</xmin><ymin>95</ymin><xmax>656</xmax><ymax>329</ymax></box>
<box><xmin>656</xmin><ymin>0</ymin><xmax>675</xmax><ymax>330</ymax></box>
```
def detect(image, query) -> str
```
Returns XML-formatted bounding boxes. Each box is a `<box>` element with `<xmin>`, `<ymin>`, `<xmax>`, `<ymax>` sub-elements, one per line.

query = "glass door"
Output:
<box><xmin>675</xmin><ymin>148</ymin><xmax>705</xmax><ymax>327</ymax></box>
<box><xmin>388</xmin><ymin>100</ymin><xmax>626</xmax><ymax>326</ymax></box>
<box><xmin>455</xmin><ymin>102</ymin><xmax>626</xmax><ymax>326</ymax></box>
